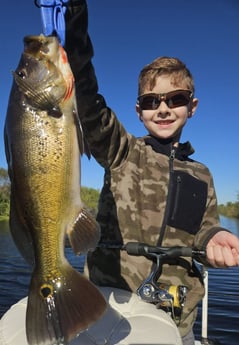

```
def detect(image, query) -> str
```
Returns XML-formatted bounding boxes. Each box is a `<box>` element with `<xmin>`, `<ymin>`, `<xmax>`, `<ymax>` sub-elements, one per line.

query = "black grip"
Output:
<box><xmin>124</xmin><ymin>242</ymin><xmax>149</xmax><ymax>255</ymax></box>
<box><xmin>124</xmin><ymin>242</ymin><xmax>194</xmax><ymax>258</ymax></box>
<box><xmin>164</xmin><ymin>246</ymin><xmax>192</xmax><ymax>257</ymax></box>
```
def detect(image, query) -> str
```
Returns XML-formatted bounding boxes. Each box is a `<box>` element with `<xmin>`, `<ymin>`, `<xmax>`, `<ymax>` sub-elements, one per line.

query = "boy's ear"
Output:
<box><xmin>188</xmin><ymin>98</ymin><xmax>199</xmax><ymax>118</ymax></box>
<box><xmin>136</xmin><ymin>103</ymin><xmax>143</xmax><ymax>121</ymax></box>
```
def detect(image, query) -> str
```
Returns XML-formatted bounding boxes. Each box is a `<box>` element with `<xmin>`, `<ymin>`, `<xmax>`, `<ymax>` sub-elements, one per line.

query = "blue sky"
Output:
<box><xmin>0</xmin><ymin>0</ymin><xmax>238</xmax><ymax>204</ymax></box>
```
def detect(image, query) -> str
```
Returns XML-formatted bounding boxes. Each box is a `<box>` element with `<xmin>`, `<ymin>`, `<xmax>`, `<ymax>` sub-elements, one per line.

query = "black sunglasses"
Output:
<box><xmin>137</xmin><ymin>90</ymin><xmax>193</xmax><ymax>110</ymax></box>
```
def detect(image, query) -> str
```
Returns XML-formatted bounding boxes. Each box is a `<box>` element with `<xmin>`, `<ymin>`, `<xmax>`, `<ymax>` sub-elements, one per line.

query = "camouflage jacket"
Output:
<box><xmin>79</xmin><ymin>94</ymin><xmax>225</xmax><ymax>336</ymax></box>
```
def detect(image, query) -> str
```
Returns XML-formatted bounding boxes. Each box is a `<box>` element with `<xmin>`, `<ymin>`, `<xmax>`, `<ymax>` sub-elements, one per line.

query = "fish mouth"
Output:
<box><xmin>13</xmin><ymin>36</ymin><xmax>68</xmax><ymax>112</ymax></box>
<box><xmin>23</xmin><ymin>35</ymin><xmax>59</xmax><ymax>60</ymax></box>
<box><xmin>19</xmin><ymin>35</ymin><xmax>73</xmax><ymax>106</ymax></box>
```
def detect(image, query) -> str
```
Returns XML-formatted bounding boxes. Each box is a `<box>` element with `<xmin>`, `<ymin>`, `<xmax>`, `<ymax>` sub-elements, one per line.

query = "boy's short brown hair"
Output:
<box><xmin>138</xmin><ymin>56</ymin><xmax>195</xmax><ymax>96</ymax></box>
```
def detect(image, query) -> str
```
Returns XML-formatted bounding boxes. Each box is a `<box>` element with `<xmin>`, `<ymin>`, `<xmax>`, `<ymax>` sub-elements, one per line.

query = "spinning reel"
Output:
<box><xmin>123</xmin><ymin>242</ymin><xmax>205</xmax><ymax>323</ymax></box>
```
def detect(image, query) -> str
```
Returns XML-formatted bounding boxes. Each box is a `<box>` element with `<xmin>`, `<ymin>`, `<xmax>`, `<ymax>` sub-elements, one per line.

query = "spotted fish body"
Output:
<box><xmin>4</xmin><ymin>35</ymin><xmax>106</xmax><ymax>345</ymax></box>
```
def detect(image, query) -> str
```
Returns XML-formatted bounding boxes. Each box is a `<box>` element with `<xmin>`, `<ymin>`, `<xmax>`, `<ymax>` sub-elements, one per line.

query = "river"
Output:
<box><xmin>0</xmin><ymin>215</ymin><xmax>239</xmax><ymax>344</ymax></box>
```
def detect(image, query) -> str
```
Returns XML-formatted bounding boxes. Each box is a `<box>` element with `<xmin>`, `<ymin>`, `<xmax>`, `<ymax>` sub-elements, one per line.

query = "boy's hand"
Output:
<box><xmin>206</xmin><ymin>230</ymin><xmax>239</xmax><ymax>267</ymax></box>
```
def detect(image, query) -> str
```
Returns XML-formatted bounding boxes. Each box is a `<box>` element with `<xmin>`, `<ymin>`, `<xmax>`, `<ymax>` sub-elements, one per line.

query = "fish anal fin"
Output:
<box><xmin>68</xmin><ymin>208</ymin><xmax>101</xmax><ymax>255</ymax></box>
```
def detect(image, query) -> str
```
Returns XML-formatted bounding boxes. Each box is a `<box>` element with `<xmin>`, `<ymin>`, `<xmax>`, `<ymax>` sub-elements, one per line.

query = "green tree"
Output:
<box><xmin>218</xmin><ymin>193</ymin><xmax>239</xmax><ymax>219</ymax></box>
<box><xmin>0</xmin><ymin>167</ymin><xmax>10</xmax><ymax>218</ymax></box>
<box><xmin>81</xmin><ymin>186</ymin><xmax>100</xmax><ymax>216</ymax></box>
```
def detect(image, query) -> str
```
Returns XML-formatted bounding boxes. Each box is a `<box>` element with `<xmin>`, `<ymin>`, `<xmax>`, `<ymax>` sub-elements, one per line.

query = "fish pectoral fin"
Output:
<box><xmin>67</xmin><ymin>207</ymin><xmax>101</xmax><ymax>255</ymax></box>
<box><xmin>73</xmin><ymin>106</ymin><xmax>91</xmax><ymax>159</ymax></box>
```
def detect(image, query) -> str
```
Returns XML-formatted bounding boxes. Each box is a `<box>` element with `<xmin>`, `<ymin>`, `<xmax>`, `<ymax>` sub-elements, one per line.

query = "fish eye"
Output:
<box><xmin>17</xmin><ymin>70</ymin><xmax>27</xmax><ymax>79</ymax></box>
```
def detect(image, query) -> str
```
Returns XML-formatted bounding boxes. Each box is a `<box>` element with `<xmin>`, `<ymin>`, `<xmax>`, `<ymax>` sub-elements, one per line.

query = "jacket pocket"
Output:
<box><xmin>167</xmin><ymin>171</ymin><xmax>208</xmax><ymax>234</ymax></box>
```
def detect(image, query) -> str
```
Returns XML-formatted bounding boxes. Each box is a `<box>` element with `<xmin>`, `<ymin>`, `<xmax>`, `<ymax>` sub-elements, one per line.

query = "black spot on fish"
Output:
<box><xmin>41</xmin><ymin>285</ymin><xmax>53</xmax><ymax>298</ymax></box>
<box><xmin>48</xmin><ymin>106</ymin><xmax>63</xmax><ymax>118</ymax></box>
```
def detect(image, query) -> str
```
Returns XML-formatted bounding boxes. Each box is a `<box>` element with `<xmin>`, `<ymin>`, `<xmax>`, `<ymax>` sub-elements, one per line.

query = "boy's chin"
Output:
<box><xmin>149</xmin><ymin>132</ymin><xmax>179</xmax><ymax>141</ymax></box>
<box><xmin>154</xmin><ymin>130</ymin><xmax>181</xmax><ymax>142</ymax></box>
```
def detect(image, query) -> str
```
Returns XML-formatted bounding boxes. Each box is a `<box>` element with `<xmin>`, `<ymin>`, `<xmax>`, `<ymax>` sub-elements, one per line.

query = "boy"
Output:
<box><xmin>65</xmin><ymin>2</ymin><xmax>239</xmax><ymax>344</ymax></box>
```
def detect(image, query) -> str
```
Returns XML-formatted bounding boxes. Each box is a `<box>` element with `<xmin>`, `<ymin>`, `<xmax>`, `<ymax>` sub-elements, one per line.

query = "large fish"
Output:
<box><xmin>4</xmin><ymin>35</ymin><xmax>106</xmax><ymax>345</ymax></box>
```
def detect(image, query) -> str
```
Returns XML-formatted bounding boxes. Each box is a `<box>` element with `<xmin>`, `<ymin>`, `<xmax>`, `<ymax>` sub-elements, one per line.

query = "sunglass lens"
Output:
<box><xmin>140</xmin><ymin>96</ymin><xmax>160</xmax><ymax>110</ymax></box>
<box><xmin>168</xmin><ymin>93</ymin><xmax>190</xmax><ymax>108</ymax></box>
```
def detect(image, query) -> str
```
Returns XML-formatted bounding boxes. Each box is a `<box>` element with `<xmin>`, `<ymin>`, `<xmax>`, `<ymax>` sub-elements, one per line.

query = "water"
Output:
<box><xmin>0</xmin><ymin>216</ymin><xmax>239</xmax><ymax>344</ymax></box>
<box><xmin>194</xmin><ymin>216</ymin><xmax>239</xmax><ymax>344</ymax></box>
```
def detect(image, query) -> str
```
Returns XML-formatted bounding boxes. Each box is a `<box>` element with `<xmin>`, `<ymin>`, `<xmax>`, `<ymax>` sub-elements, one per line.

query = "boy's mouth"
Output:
<box><xmin>155</xmin><ymin>120</ymin><xmax>175</xmax><ymax>125</ymax></box>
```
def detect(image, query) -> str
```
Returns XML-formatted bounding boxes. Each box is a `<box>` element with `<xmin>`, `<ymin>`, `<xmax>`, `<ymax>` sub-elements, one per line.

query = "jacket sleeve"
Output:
<box><xmin>193</xmin><ymin>169</ymin><xmax>231</xmax><ymax>266</ymax></box>
<box><xmin>65</xmin><ymin>0</ymin><xmax>98</xmax><ymax>97</ymax></box>
<box><xmin>65</xmin><ymin>0</ymin><xmax>130</xmax><ymax>168</ymax></box>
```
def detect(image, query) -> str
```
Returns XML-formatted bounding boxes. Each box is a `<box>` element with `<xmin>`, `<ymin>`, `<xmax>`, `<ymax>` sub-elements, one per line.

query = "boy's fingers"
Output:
<box><xmin>207</xmin><ymin>245</ymin><xmax>239</xmax><ymax>268</ymax></box>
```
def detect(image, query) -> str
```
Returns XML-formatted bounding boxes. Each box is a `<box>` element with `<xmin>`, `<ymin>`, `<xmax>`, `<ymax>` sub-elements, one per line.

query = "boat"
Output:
<box><xmin>0</xmin><ymin>285</ymin><xmax>203</xmax><ymax>345</ymax></box>
<box><xmin>0</xmin><ymin>244</ymin><xmax>211</xmax><ymax>345</ymax></box>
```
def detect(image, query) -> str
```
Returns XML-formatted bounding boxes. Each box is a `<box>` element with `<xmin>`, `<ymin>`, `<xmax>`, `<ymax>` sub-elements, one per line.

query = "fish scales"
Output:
<box><xmin>4</xmin><ymin>35</ymin><xmax>106</xmax><ymax>345</ymax></box>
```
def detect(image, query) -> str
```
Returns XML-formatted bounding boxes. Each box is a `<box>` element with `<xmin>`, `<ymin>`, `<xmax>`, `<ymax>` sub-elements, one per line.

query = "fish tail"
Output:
<box><xmin>26</xmin><ymin>264</ymin><xmax>106</xmax><ymax>345</ymax></box>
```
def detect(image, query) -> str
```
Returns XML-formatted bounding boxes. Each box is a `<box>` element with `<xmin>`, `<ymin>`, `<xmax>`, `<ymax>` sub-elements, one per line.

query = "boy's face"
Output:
<box><xmin>136</xmin><ymin>75</ymin><xmax>198</xmax><ymax>143</ymax></box>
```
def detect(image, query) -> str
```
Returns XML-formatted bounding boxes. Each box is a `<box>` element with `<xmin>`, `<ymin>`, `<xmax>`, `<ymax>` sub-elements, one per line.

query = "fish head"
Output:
<box><xmin>13</xmin><ymin>35</ymin><xmax>74</xmax><ymax>114</ymax></box>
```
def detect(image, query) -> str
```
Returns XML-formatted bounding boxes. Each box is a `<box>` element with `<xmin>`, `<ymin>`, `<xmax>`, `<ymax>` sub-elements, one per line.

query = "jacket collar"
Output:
<box><xmin>144</xmin><ymin>135</ymin><xmax>195</xmax><ymax>161</ymax></box>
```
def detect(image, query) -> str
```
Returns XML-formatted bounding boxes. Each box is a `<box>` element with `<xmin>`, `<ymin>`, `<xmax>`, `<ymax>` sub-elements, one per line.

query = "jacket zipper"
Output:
<box><xmin>157</xmin><ymin>146</ymin><xmax>176</xmax><ymax>246</ymax></box>
<box><xmin>171</xmin><ymin>175</ymin><xmax>181</xmax><ymax>221</ymax></box>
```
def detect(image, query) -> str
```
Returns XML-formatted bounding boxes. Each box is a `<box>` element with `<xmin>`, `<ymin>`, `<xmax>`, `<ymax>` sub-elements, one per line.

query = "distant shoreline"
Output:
<box><xmin>0</xmin><ymin>216</ymin><xmax>9</xmax><ymax>222</ymax></box>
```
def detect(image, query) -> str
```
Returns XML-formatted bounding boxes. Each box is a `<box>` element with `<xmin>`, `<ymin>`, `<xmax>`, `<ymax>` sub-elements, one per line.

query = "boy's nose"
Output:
<box><xmin>156</xmin><ymin>100</ymin><xmax>171</xmax><ymax>115</ymax></box>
